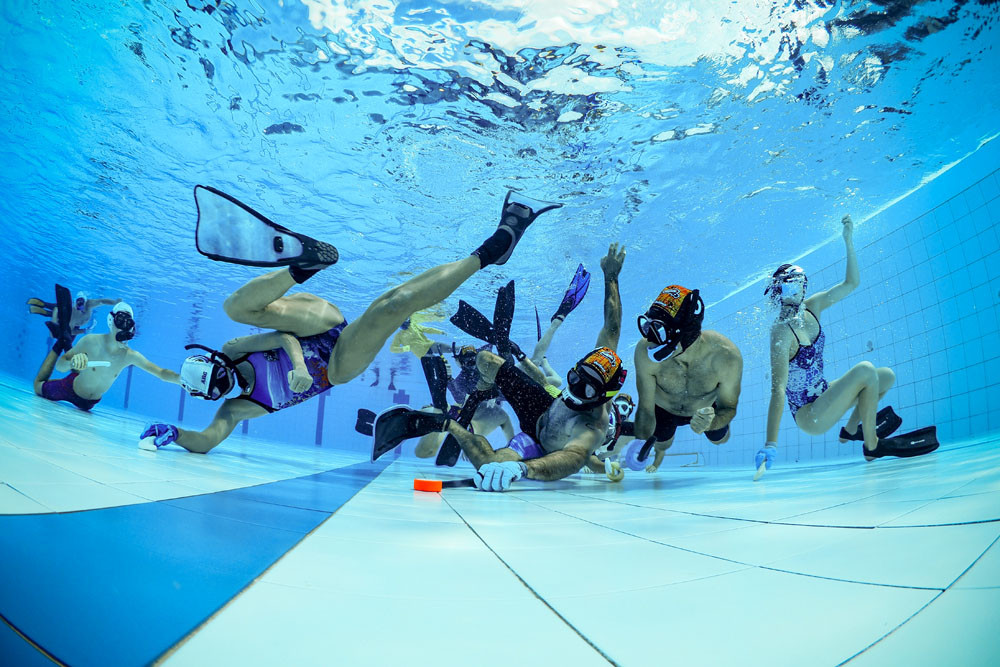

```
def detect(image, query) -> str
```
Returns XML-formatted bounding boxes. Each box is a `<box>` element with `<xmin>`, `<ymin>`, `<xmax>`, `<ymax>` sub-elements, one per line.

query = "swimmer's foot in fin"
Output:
<box><xmin>863</xmin><ymin>426</ymin><xmax>938</xmax><ymax>461</ymax></box>
<box><xmin>450</xmin><ymin>300</ymin><xmax>495</xmax><ymax>345</ymax></box>
<box><xmin>492</xmin><ymin>281</ymin><xmax>515</xmax><ymax>360</ymax></box>
<box><xmin>371</xmin><ymin>406</ymin><xmax>450</xmax><ymax>463</ymax></box>
<box><xmin>49</xmin><ymin>284</ymin><xmax>75</xmax><ymax>354</ymax></box>
<box><xmin>472</xmin><ymin>190</ymin><xmax>562</xmax><ymax>268</ymax></box>
<box><xmin>840</xmin><ymin>406</ymin><xmax>902</xmax><ymax>442</ymax></box>
<box><xmin>552</xmin><ymin>263</ymin><xmax>591</xmax><ymax>322</ymax></box>
<box><xmin>420</xmin><ymin>355</ymin><xmax>450</xmax><ymax>412</ymax></box>
<box><xmin>194</xmin><ymin>185</ymin><xmax>338</xmax><ymax>281</ymax></box>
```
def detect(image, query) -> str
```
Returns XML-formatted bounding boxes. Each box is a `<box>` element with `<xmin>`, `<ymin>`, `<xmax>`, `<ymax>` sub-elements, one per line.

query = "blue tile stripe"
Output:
<box><xmin>0</xmin><ymin>460</ymin><xmax>388</xmax><ymax>666</ymax></box>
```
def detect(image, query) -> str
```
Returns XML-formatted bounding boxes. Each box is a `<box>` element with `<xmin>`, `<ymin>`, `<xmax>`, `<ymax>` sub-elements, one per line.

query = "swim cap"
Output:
<box><xmin>108</xmin><ymin>302</ymin><xmax>136</xmax><ymax>342</ymax></box>
<box><xmin>75</xmin><ymin>291</ymin><xmax>88</xmax><ymax>309</ymax></box>
<box><xmin>561</xmin><ymin>346</ymin><xmax>627</xmax><ymax>411</ymax></box>
<box><xmin>764</xmin><ymin>264</ymin><xmax>808</xmax><ymax>303</ymax></box>
<box><xmin>637</xmin><ymin>286</ymin><xmax>704</xmax><ymax>361</ymax></box>
<box><xmin>180</xmin><ymin>344</ymin><xmax>241</xmax><ymax>401</ymax></box>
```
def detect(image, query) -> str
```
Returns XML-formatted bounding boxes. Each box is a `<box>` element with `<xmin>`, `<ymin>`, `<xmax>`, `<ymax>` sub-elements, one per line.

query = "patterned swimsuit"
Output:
<box><xmin>235</xmin><ymin>322</ymin><xmax>346</xmax><ymax>413</ymax></box>
<box><xmin>786</xmin><ymin>310</ymin><xmax>829</xmax><ymax>418</ymax></box>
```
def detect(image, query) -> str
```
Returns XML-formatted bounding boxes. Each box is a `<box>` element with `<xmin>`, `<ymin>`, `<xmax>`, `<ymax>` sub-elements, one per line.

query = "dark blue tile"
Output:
<box><xmin>0</xmin><ymin>619</ymin><xmax>55</xmax><ymax>667</ymax></box>
<box><xmin>0</xmin><ymin>460</ymin><xmax>388</xmax><ymax>666</ymax></box>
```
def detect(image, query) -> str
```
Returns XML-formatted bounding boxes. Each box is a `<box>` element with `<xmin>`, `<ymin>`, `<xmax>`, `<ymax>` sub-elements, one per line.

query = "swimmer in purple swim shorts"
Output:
<box><xmin>140</xmin><ymin>187</ymin><xmax>561</xmax><ymax>454</ymax></box>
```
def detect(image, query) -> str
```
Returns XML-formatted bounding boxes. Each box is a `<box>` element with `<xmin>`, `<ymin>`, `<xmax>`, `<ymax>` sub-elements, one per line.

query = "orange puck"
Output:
<box><xmin>414</xmin><ymin>479</ymin><xmax>444</xmax><ymax>492</ymax></box>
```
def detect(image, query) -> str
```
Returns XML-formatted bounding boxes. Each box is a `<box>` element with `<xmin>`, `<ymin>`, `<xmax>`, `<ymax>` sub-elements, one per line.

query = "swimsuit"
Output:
<box><xmin>235</xmin><ymin>322</ymin><xmax>346</xmax><ymax>413</ymax></box>
<box><xmin>492</xmin><ymin>360</ymin><xmax>556</xmax><ymax>441</ymax></box>
<box><xmin>652</xmin><ymin>404</ymin><xmax>729</xmax><ymax>443</ymax></box>
<box><xmin>785</xmin><ymin>309</ymin><xmax>828</xmax><ymax>417</ymax></box>
<box><xmin>41</xmin><ymin>372</ymin><xmax>100</xmax><ymax>411</ymax></box>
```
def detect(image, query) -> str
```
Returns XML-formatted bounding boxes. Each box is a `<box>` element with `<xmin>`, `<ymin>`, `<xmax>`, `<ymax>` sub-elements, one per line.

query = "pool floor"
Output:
<box><xmin>1</xmin><ymin>376</ymin><xmax>998</xmax><ymax>666</ymax></box>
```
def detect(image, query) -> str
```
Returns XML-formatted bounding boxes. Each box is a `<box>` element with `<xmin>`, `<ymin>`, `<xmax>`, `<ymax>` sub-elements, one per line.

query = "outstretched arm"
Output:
<box><xmin>709</xmin><ymin>347</ymin><xmax>743</xmax><ymax>431</ymax></box>
<box><xmin>765</xmin><ymin>326</ymin><xmax>792</xmax><ymax>444</ymax></box>
<box><xmin>175</xmin><ymin>398</ymin><xmax>266</xmax><ymax>454</ymax></box>
<box><xmin>128</xmin><ymin>350</ymin><xmax>181</xmax><ymax>385</ymax></box>
<box><xmin>807</xmin><ymin>215</ymin><xmax>859</xmax><ymax>315</ymax></box>
<box><xmin>524</xmin><ymin>439</ymin><xmax>594</xmax><ymax>481</ymax></box>
<box><xmin>594</xmin><ymin>243</ymin><xmax>626</xmax><ymax>351</ymax></box>
<box><xmin>89</xmin><ymin>298</ymin><xmax>121</xmax><ymax>307</ymax></box>
<box><xmin>632</xmin><ymin>340</ymin><xmax>657</xmax><ymax>440</ymax></box>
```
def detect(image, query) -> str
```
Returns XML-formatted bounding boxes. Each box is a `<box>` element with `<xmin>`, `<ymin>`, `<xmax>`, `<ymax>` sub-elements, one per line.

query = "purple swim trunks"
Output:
<box><xmin>41</xmin><ymin>372</ymin><xmax>100</xmax><ymax>411</ymax></box>
<box><xmin>505</xmin><ymin>431</ymin><xmax>545</xmax><ymax>460</ymax></box>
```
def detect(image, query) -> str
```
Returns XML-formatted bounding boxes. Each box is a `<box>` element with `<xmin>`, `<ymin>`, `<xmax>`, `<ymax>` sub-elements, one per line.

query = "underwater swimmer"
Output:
<box><xmin>628</xmin><ymin>285</ymin><xmax>743</xmax><ymax>473</ymax></box>
<box><xmin>759</xmin><ymin>215</ymin><xmax>931</xmax><ymax>478</ymax></box>
<box><xmin>370</xmin><ymin>243</ymin><xmax>627</xmax><ymax>491</ymax></box>
<box><xmin>140</xmin><ymin>187</ymin><xmax>561</xmax><ymax>453</ymax></box>
<box><xmin>34</xmin><ymin>303</ymin><xmax>180</xmax><ymax>411</ymax></box>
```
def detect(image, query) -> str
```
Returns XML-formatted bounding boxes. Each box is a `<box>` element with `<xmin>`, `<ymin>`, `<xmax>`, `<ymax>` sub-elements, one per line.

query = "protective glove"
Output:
<box><xmin>604</xmin><ymin>458</ymin><xmax>624</xmax><ymax>482</ymax></box>
<box><xmin>754</xmin><ymin>444</ymin><xmax>777</xmax><ymax>473</ymax></box>
<box><xmin>474</xmin><ymin>461</ymin><xmax>528</xmax><ymax>492</ymax></box>
<box><xmin>139</xmin><ymin>423</ymin><xmax>179</xmax><ymax>451</ymax></box>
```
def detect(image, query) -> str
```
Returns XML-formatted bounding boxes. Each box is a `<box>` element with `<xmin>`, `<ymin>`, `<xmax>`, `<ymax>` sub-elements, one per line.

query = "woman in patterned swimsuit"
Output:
<box><xmin>758</xmin><ymin>215</ymin><xmax>896</xmax><ymax>472</ymax></box>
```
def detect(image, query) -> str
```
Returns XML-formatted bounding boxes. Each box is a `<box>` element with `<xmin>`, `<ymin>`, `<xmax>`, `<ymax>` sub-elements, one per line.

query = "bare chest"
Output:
<box><xmin>653</xmin><ymin>361</ymin><xmax>719</xmax><ymax>413</ymax></box>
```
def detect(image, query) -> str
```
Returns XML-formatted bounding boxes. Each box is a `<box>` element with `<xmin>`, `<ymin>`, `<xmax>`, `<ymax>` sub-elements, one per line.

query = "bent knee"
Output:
<box><xmin>33</xmin><ymin>382</ymin><xmax>45</xmax><ymax>397</ymax></box>
<box><xmin>878</xmin><ymin>367</ymin><xmax>896</xmax><ymax>389</ymax></box>
<box><xmin>853</xmin><ymin>361</ymin><xmax>879</xmax><ymax>385</ymax></box>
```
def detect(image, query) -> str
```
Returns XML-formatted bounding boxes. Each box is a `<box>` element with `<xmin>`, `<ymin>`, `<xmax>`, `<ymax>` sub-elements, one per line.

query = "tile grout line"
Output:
<box><xmin>443</xmin><ymin>494</ymin><xmax>619</xmax><ymax>666</ymax></box>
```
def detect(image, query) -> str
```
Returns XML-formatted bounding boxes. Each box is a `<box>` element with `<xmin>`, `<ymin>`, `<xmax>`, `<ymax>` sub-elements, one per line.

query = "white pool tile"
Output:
<box><xmin>550</xmin><ymin>567</ymin><xmax>936</xmax><ymax>667</ymax></box>
<box><xmin>166</xmin><ymin>581</ymin><xmax>608</xmax><ymax>667</ymax></box>
<box><xmin>847</xmin><ymin>588</ymin><xmax>1000</xmax><ymax>667</ymax></box>
<box><xmin>953</xmin><ymin>538</ymin><xmax>1000</xmax><ymax>589</ymax></box>
<box><xmin>768</xmin><ymin>523</ymin><xmax>1000</xmax><ymax>589</ymax></box>
<box><xmin>0</xmin><ymin>482</ymin><xmax>51</xmax><ymax>514</ymax></box>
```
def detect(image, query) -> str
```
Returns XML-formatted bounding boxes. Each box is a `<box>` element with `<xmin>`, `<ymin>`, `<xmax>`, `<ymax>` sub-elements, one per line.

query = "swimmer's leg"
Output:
<box><xmin>32</xmin><ymin>350</ymin><xmax>59</xmax><ymax>396</ymax></box>
<box><xmin>841</xmin><ymin>367</ymin><xmax>895</xmax><ymax>438</ymax></box>
<box><xmin>174</xmin><ymin>399</ymin><xmax>268</xmax><ymax>454</ymax></box>
<box><xmin>795</xmin><ymin>362</ymin><xmax>881</xmax><ymax>452</ymax></box>
<box><xmin>414</xmin><ymin>406</ymin><xmax>447</xmax><ymax>458</ymax></box>
<box><xmin>223</xmin><ymin>268</ymin><xmax>344</xmax><ymax>337</ymax></box>
<box><xmin>329</xmin><ymin>257</ymin><xmax>480</xmax><ymax>383</ymax></box>
<box><xmin>445</xmin><ymin>420</ymin><xmax>522</xmax><ymax>469</ymax></box>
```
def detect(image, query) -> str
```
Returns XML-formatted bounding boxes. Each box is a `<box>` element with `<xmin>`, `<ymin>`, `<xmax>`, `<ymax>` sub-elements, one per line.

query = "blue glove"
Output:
<box><xmin>755</xmin><ymin>444</ymin><xmax>777</xmax><ymax>470</ymax></box>
<box><xmin>474</xmin><ymin>461</ymin><xmax>528</xmax><ymax>492</ymax></box>
<box><xmin>139</xmin><ymin>423</ymin><xmax>178</xmax><ymax>451</ymax></box>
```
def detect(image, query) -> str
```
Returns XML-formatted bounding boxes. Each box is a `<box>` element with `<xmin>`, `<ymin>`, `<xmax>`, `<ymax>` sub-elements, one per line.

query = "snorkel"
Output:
<box><xmin>638</xmin><ymin>286</ymin><xmax>705</xmax><ymax>361</ymax></box>
<box><xmin>180</xmin><ymin>343</ymin><xmax>247</xmax><ymax>400</ymax></box>
<box><xmin>765</xmin><ymin>264</ymin><xmax>808</xmax><ymax>319</ymax></box>
<box><xmin>107</xmin><ymin>302</ymin><xmax>136</xmax><ymax>343</ymax></box>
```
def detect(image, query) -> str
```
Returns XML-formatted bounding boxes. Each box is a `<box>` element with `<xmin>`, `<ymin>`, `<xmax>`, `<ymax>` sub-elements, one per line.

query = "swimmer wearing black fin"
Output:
<box><xmin>34</xmin><ymin>302</ymin><xmax>180</xmax><ymax>412</ymax></box>
<box><xmin>369</xmin><ymin>243</ymin><xmax>628</xmax><ymax>492</ymax></box>
<box><xmin>141</xmin><ymin>187</ymin><xmax>562</xmax><ymax>453</ymax></box>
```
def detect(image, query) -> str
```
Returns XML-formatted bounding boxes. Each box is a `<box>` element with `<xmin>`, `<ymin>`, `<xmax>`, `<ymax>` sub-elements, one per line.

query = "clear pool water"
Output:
<box><xmin>1</xmin><ymin>1</ymin><xmax>999</xmax><ymax>665</ymax></box>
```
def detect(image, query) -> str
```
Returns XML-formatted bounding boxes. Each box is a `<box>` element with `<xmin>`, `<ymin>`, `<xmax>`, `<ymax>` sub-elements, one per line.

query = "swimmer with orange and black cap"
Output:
<box><xmin>623</xmin><ymin>284</ymin><xmax>743</xmax><ymax>474</ymax></box>
<box><xmin>370</xmin><ymin>243</ymin><xmax>627</xmax><ymax>491</ymax></box>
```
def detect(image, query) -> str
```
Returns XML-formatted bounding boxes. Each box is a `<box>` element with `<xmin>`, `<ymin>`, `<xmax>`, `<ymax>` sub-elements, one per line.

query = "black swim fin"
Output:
<box><xmin>435</xmin><ymin>389</ymin><xmax>488</xmax><ymax>467</ymax></box>
<box><xmin>450</xmin><ymin>300</ymin><xmax>495</xmax><ymax>344</ymax></box>
<box><xmin>864</xmin><ymin>426</ymin><xmax>939</xmax><ymax>461</ymax></box>
<box><xmin>355</xmin><ymin>408</ymin><xmax>376</xmax><ymax>437</ymax></box>
<box><xmin>475</xmin><ymin>190</ymin><xmax>563</xmax><ymax>267</ymax></box>
<box><xmin>840</xmin><ymin>406</ymin><xmax>902</xmax><ymax>441</ymax></box>
<box><xmin>493</xmin><ymin>280</ymin><xmax>515</xmax><ymax>360</ymax></box>
<box><xmin>371</xmin><ymin>406</ymin><xmax>449</xmax><ymax>463</ymax></box>
<box><xmin>420</xmin><ymin>355</ymin><xmax>450</xmax><ymax>412</ymax></box>
<box><xmin>50</xmin><ymin>284</ymin><xmax>75</xmax><ymax>354</ymax></box>
<box><xmin>194</xmin><ymin>185</ymin><xmax>339</xmax><ymax>269</ymax></box>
